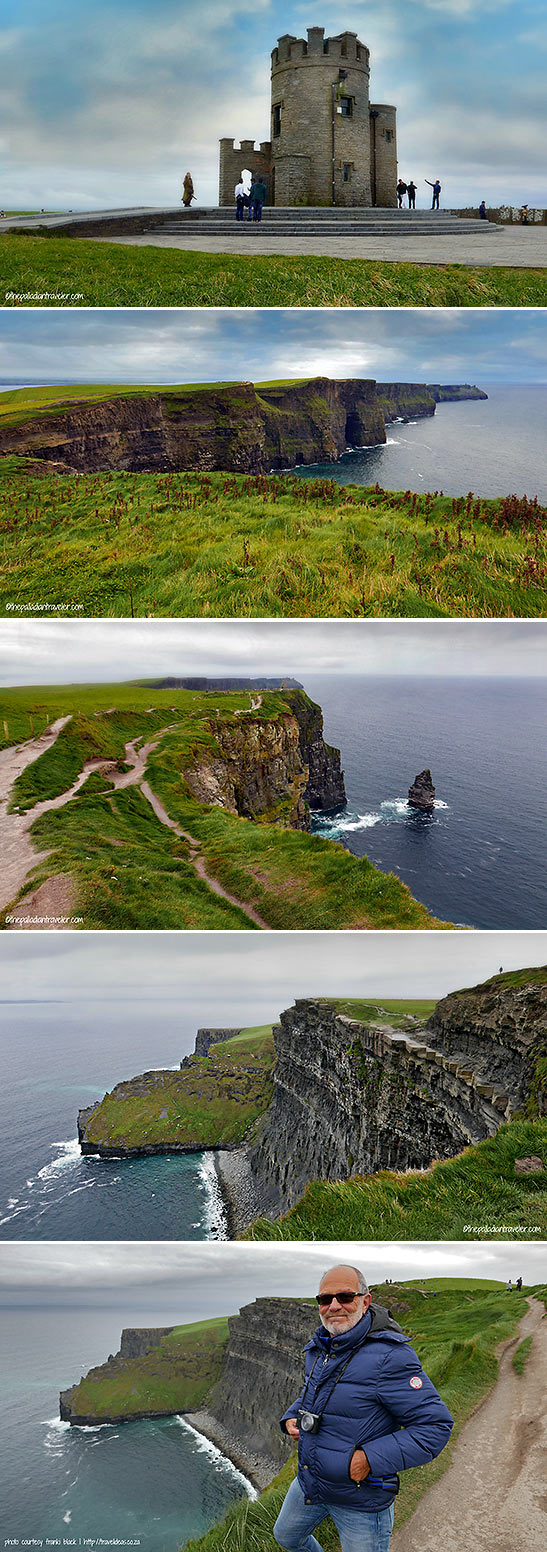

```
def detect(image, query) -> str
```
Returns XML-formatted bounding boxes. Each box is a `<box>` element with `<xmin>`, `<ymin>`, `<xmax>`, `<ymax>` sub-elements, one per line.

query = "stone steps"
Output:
<box><xmin>160</xmin><ymin>209</ymin><xmax>501</xmax><ymax>237</ymax></box>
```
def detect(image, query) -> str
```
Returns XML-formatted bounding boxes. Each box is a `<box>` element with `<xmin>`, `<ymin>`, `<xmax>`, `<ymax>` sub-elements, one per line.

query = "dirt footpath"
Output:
<box><xmin>392</xmin><ymin>1297</ymin><xmax>547</xmax><ymax>1552</ymax></box>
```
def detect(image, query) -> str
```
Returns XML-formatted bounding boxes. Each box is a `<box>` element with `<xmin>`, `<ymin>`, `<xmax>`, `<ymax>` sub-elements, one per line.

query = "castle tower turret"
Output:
<box><xmin>270</xmin><ymin>28</ymin><xmax>378</xmax><ymax>206</ymax></box>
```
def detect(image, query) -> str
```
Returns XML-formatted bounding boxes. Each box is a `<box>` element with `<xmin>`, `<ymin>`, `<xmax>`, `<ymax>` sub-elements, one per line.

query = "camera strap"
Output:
<box><xmin>302</xmin><ymin>1332</ymin><xmax>373</xmax><ymax>1419</ymax></box>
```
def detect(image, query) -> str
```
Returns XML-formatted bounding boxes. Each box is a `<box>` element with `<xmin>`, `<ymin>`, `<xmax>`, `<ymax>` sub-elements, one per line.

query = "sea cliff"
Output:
<box><xmin>0</xmin><ymin>379</ymin><xmax>487</xmax><ymax>474</ymax></box>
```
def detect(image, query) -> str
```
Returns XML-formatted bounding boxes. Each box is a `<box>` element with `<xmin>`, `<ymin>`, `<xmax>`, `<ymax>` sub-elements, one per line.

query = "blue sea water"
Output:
<box><xmin>290</xmin><ymin>384</ymin><xmax>547</xmax><ymax>500</ymax></box>
<box><xmin>0</xmin><ymin>1004</ymin><xmax>226</xmax><ymax>1242</ymax></box>
<box><xmin>0</xmin><ymin>1308</ymin><xmax>253</xmax><ymax>1550</ymax></box>
<box><xmin>302</xmin><ymin>674</ymin><xmax>547</xmax><ymax>931</ymax></box>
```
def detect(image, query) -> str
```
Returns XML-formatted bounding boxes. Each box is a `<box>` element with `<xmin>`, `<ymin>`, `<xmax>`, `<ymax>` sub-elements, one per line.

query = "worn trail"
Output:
<box><xmin>392</xmin><ymin>1297</ymin><xmax>547</xmax><ymax>1552</ymax></box>
<box><xmin>1</xmin><ymin>718</ymin><xmax>271</xmax><ymax>930</ymax></box>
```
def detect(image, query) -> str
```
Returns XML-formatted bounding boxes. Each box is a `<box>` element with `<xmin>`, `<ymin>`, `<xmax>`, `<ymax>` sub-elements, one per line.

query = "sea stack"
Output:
<box><xmin>408</xmin><ymin>769</ymin><xmax>436</xmax><ymax>812</ymax></box>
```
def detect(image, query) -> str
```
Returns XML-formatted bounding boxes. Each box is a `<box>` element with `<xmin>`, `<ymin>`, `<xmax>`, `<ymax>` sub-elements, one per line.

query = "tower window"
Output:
<box><xmin>343</xmin><ymin>163</ymin><xmax>353</xmax><ymax>183</ymax></box>
<box><xmin>339</xmin><ymin>96</ymin><xmax>353</xmax><ymax>117</ymax></box>
<box><xmin>340</xmin><ymin>41</ymin><xmax>347</xmax><ymax>57</ymax></box>
<box><xmin>385</xmin><ymin>129</ymin><xmax>392</xmax><ymax>143</ymax></box>
<box><xmin>273</xmin><ymin>104</ymin><xmax>281</xmax><ymax>137</ymax></box>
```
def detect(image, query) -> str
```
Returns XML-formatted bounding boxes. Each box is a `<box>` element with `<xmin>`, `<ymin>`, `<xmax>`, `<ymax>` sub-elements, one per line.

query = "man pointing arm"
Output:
<box><xmin>274</xmin><ymin>1263</ymin><xmax>453</xmax><ymax>1552</ymax></box>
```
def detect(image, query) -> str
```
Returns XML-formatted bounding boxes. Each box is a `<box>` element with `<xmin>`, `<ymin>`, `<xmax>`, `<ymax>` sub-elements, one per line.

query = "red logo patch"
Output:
<box><xmin>409</xmin><ymin>1376</ymin><xmax>423</xmax><ymax>1389</ymax></box>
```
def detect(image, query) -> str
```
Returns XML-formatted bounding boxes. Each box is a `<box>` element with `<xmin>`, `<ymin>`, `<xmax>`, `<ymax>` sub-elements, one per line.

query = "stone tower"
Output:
<box><xmin>219</xmin><ymin>26</ymin><xmax>397</xmax><ymax>207</ymax></box>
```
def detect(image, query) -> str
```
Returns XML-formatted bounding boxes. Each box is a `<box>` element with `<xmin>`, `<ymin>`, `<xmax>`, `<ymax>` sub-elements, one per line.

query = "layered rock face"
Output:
<box><xmin>248</xmin><ymin>982</ymin><xmax>544</xmax><ymax>1215</ymax></box>
<box><xmin>183</xmin><ymin>696</ymin><xmax>345</xmax><ymax>829</ymax></box>
<box><xmin>0</xmin><ymin>379</ymin><xmax>486</xmax><ymax>474</ymax></box>
<box><xmin>190</xmin><ymin>1297</ymin><xmax>315</xmax><ymax>1479</ymax></box>
<box><xmin>408</xmin><ymin>769</ymin><xmax>436</xmax><ymax>812</ymax></box>
<box><xmin>184</xmin><ymin>713</ymin><xmax>311</xmax><ymax>829</ymax></box>
<box><xmin>189</xmin><ymin>1028</ymin><xmax>242</xmax><ymax>1061</ymax></box>
<box><xmin>427</xmin><ymin>973</ymin><xmax>547</xmax><ymax>1113</ymax></box>
<box><xmin>284</xmin><ymin>689</ymin><xmax>346</xmax><ymax>812</ymax></box>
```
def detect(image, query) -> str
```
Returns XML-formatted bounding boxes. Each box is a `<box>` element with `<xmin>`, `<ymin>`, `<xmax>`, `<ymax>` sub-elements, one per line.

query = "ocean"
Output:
<box><xmin>290</xmin><ymin>384</ymin><xmax>547</xmax><ymax>500</ymax></box>
<box><xmin>0</xmin><ymin>1004</ymin><xmax>226</xmax><ymax>1243</ymax></box>
<box><xmin>0</xmin><ymin>1307</ymin><xmax>253</xmax><ymax>1550</ymax></box>
<box><xmin>303</xmin><ymin>673</ymin><xmax>547</xmax><ymax>931</ymax></box>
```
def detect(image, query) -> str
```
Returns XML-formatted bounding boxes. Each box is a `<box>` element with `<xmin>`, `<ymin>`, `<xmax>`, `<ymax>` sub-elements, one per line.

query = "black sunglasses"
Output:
<box><xmin>316</xmin><ymin>1290</ymin><xmax>362</xmax><ymax>1307</ymax></box>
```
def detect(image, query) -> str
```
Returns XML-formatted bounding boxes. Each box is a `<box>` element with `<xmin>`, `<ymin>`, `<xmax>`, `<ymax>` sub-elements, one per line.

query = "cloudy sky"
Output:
<box><xmin>2</xmin><ymin>2</ymin><xmax>547</xmax><ymax>209</ymax></box>
<box><xmin>1</xmin><ymin>1241</ymin><xmax>543</xmax><ymax>1316</ymax></box>
<box><xmin>1</xmin><ymin>932</ymin><xmax>544</xmax><ymax>1031</ymax></box>
<box><xmin>2</xmin><ymin>309</ymin><xmax>547</xmax><ymax>388</ymax></box>
<box><xmin>0</xmin><ymin>619</ymin><xmax>544</xmax><ymax>688</ymax></box>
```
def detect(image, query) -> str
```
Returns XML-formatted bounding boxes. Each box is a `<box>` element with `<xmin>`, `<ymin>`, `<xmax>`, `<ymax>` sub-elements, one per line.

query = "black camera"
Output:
<box><xmin>297</xmin><ymin>1409</ymin><xmax>322</xmax><ymax>1434</ymax></box>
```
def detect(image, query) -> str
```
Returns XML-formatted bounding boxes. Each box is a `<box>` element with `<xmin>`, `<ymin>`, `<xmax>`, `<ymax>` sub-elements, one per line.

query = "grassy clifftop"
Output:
<box><xmin>1</xmin><ymin>682</ymin><xmax>447</xmax><ymax>931</ymax></box>
<box><xmin>182</xmin><ymin>1281</ymin><xmax>532</xmax><ymax>1551</ymax></box>
<box><xmin>1</xmin><ymin>464</ymin><xmax>545</xmax><ymax>618</ymax></box>
<box><xmin>82</xmin><ymin>1026</ymin><xmax>275</xmax><ymax>1152</ymax></box>
<box><xmin>245</xmin><ymin>1117</ymin><xmax>547</xmax><ymax>1242</ymax></box>
<box><xmin>62</xmin><ymin>1317</ymin><xmax>229</xmax><ymax>1423</ymax></box>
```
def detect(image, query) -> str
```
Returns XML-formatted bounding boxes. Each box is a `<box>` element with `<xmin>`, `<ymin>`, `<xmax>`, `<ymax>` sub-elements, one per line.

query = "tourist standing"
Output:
<box><xmin>234</xmin><ymin>178</ymin><xmax>246</xmax><ymax>221</ymax></box>
<box><xmin>396</xmin><ymin>179</ymin><xmax>407</xmax><ymax>208</ymax></box>
<box><xmin>479</xmin><ymin>200</ymin><xmax>488</xmax><ymax>219</ymax></box>
<box><xmin>182</xmin><ymin>172</ymin><xmax>195</xmax><ymax>207</ymax></box>
<box><xmin>407</xmin><ymin>180</ymin><xmax>417</xmax><ymax>209</ymax></box>
<box><xmin>426</xmin><ymin>178</ymin><xmax>442</xmax><ymax>209</ymax></box>
<box><xmin>250</xmin><ymin>177</ymin><xmax>267</xmax><ymax>222</ymax></box>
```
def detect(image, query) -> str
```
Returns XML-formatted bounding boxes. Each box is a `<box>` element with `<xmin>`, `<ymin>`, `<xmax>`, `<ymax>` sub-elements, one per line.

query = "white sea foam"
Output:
<box><xmin>37</xmin><ymin>1137</ymin><xmax>80</xmax><ymax>1181</ymax></box>
<box><xmin>176</xmin><ymin>1418</ymin><xmax>257</xmax><ymax>1498</ymax></box>
<box><xmin>63</xmin><ymin>1512</ymin><xmax>72</xmax><ymax>1525</ymax></box>
<box><xmin>199</xmin><ymin>1152</ymin><xmax>229</xmax><ymax>1240</ymax></box>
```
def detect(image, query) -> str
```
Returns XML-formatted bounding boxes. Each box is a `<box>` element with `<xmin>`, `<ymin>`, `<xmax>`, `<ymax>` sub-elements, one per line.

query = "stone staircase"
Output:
<box><xmin>159</xmin><ymin>205</ymin><xmax>503</xmax><ymax>238</ymax></box>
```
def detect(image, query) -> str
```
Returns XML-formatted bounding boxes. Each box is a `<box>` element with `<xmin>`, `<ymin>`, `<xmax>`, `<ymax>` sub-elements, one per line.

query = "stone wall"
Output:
<box><xmin>219</xmin><ymin>140</ymin><xmax>272</xmax><ymax>206</ymax></box>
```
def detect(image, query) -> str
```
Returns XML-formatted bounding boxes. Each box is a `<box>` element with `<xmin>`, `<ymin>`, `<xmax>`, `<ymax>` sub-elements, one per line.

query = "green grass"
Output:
<box><xmin>84</xmin><ymin>1026</ymin><xmax>275</xmax><ymax>1149</ymax></box>
<box><xmin>512</xmin><ymin>1334</ymin><xmax>533</xmax><ymax>1374</ymax></box>
<box><xmin>0</xmin><ymin>683</ymin><xmax>446</xmax><ymax>931</ymax></box>
<box><xmin>182</xmin><ymin>1282</ymin><xmax>530</xmax><ymax>1552</ymax></box>
<box><xmin>1</xmin><ymin>464</ymin><xmax>546</xmax><ymax>617</ymax></box>
<box><xmin>328</xmin><ymin>997</ymin><xmax>436</xmax><ymax>1025</ymax></box>
<box><xmin>3</xmin><ymin>235</ymin><xmax>547</xmax><ymax>305</ymax></box>
<box><xmin>243</xmin><ymin>1119</ymin><xmax>547</xmax><ymax>1241</ymax></box>
<box><xmin>64</xmin><ymin>1317</ymin><xmax>229</xmax><ymax>1421</ymax></box>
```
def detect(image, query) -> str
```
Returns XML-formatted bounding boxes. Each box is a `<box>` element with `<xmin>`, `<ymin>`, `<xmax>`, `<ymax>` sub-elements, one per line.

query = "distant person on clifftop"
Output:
<box><xmin>426</xmin><ymin>178</ymin><xmax>441</xmax><ymax>209</ymax></box>
<box><xmin>273</xmin><ymin>1263</ymin><xmax>453</xmax><ymax>1552</ymax></box>
<box><xmin>182</xmin><ymin>173</ymin><xmax>195</xmax><ymax>207</ymax></box>
<box><xmin>479</xmin><ymin>200</ymin><xmax>488</xmax><ymax>220</ymax></box>
<box><xmin>407</xmin><ymin>181</ymin><xmax>417</xmax><ymax>209</ymax></box>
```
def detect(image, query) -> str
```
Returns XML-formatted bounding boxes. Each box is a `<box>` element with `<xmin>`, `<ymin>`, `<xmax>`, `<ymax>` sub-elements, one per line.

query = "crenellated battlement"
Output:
<box><xmin>272</xmin><ymin>28</ymin><xmax>370</xmax><ymax>68</ymax></box>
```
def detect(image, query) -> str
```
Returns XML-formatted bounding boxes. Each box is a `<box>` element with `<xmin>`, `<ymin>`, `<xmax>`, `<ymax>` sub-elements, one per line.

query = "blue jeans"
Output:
<box><xmin>274</xmin><ymin>1477</ymin><xmax>394</xmax><ymax>1552</ymax></box>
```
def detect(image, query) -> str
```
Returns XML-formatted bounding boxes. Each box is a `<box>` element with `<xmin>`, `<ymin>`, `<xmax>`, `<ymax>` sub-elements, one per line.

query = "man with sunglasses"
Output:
<box><xmin>273</xmin><ymin>1264</ymin><xmax>453</xmax><ymax>1552</ymax></box>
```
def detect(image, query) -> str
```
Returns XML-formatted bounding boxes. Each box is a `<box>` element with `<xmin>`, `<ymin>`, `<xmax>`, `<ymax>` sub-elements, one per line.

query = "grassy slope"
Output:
<box><xmin>65</xmin><ymin>1317</ymin><xmax>229</xmax><ymax>1420</ymax></box>
<box><xmin>84</xmin><ymin>1026</ymin><xmax>275</xmax><ymax>1149</ymax></box>
<box><xmin>0</xmin><ymin>379</ymin><xmax>312</xmax><ymax>429</ymax></box>
<box><xmin>1</xmin><ymin>465</ymin><xmax>546</xmax><ymax>618</ymax></box>
<box><xmin>244</xmin><ymin>1119</ymin><xmax>547</xmax><ymax>1242</ymax></box>
<box><xmin>3</xmin><ymin>234</ymin><xmax>547</xmax><ymax>305</ymax></box>
<box><xmin>0</xmin><ymin>685</ymin><xmax>445</xmax><ymax>931</ymax></box>
<box><xmin>182</xmin><ymin>1281</ymin><xmax>531</xmax><ymax>1552</ymax></box>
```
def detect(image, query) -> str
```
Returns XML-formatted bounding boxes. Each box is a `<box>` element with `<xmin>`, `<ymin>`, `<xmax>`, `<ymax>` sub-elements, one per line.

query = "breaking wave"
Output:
<box><xmin>312</xmin><ymin>797</ymin><xmax>449</xmax><ymax>839</ymax></box>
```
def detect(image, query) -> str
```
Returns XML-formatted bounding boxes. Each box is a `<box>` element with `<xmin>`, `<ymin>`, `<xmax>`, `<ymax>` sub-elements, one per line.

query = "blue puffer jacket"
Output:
<box><xmin>280</xmin><ymin>1305</ymin><xmax>453</xmax><ymax>1512</ymax></box>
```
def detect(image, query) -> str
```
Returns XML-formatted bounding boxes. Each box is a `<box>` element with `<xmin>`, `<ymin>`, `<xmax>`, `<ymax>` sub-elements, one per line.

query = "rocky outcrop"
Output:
<box><xmin>408</xmin><ymin>769</ymin><xmax>436</xmax><ymax>812</ymax></box>
<box><xmin>284</xmin><ymin>688</ymin><xmax>346</xmax><ymax>812</ymax></box>
<box><xmin>426</xmin><ymin>971</ymin><xmax>547</xmax><ymax>1113</ymax></box>
<box><xmin>187</xmin><ymin>1297</ymin><xmax>314</xmax><ymax>1484</ymax></box>
<box><xmin>185</xmin><ymin>1028</ymin><xmax>242</xmax><ymax>1063</ymax></box>
<box><xmin>184</xmin><ymin>713</ymin><xmax>311</xmax><ymax>829</ymax></box>
<box><xmin>427</xmin><ymin>384</ymin><xmax>488</xmax><ymax>403</ymax></box>
<box><xmin>247</xmin><ymin>976</ymin><xmax>546</xmax><ymax>1216</ymax></box>
<box><xmin>0</xmin><ymin>379</ymin><xmax>486</xmax><ymax>474</ymax></box>
<box><xmin>183</xmin><ymin>693</ymin><xmax>345</xmax><ymax>828</ymax></box>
